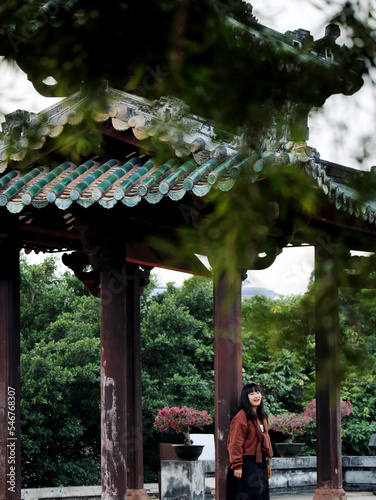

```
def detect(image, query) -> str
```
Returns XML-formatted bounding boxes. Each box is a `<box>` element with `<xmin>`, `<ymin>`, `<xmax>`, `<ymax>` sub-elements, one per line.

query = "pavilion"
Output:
<box><xmin>0</xmin><ymin>16</ymin><xmax>375</xmax><ymax>500</ymax></box>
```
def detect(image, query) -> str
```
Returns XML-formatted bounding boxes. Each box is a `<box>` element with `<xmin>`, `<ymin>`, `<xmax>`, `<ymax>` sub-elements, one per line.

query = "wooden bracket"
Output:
<box><xmin>62</xmin><ymin>251</ymin><xmax>101</xmax><ymax>297</ymax></box>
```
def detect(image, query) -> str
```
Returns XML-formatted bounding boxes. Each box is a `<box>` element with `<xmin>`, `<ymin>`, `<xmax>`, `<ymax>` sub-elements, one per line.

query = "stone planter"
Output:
<box><xmin>311</xmin><ymin>439</ymin><xmax>317</xmax><ymax>452</ymax></box>
<box><xmin>275</xmin><ymin>442</ymin><xmax>303</xmax><ymax>457</ymax></box>
<box><xmin>172</xmin><ymin>444</ymin><xmax>204</xmax><ymax>461</ymax></box>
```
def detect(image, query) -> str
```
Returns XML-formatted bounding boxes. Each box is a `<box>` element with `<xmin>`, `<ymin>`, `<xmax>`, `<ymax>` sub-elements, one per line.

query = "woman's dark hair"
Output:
<box><xmin>239</xmin><ymin>382</ymin><xmax>268</xmax><ymax>421</ymax></box>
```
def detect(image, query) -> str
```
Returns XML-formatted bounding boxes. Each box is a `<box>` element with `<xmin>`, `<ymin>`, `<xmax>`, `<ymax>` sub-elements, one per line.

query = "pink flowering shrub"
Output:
<box><xmin>269</xmin><ymin>399</ymin><xmax>352</xmax><ymax>443</ymax></box>
<box><xmin>269</xmin><ymin>412</ymin><xmax>310</xmax><ymax>441</ymax></box>
<box><xmin>302</xmin><ymin>399</ymin><xmax>352</xmax><ymax>421</ymax></box>
<box><xmin>154</xmin><ymin>406</ymin><xmax>213</xmax><ymax>445</ymax></box>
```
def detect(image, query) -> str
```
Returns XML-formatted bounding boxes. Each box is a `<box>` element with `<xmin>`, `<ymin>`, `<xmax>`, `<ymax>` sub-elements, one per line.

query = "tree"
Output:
<box><xmin>20</xmin><ymin>258</ymin><xmax>215</xmax><ymax>485</ymax></box>
<box><xmin>20</xmin><ymin>256</ymin><xmax>101</xmax><ymax>487</ymax></box>
<box><xmin>242</xmin><ymin>294</ymin><xmax>315</xmax><ymax>414</ymax></box>
<box><xmin>0</xmin><ymin>1</ymin><xmax>364</xmax><ymax>120</ymax></box>
<box><xmin>338</xmin><ymin>287</ymin><xmax>376</xmax><ymax>456</ymax></box>
<box><xmin>140</xmin><ymin>276</ymin><xmax>214</xmax><ymax>481</ymax></box>
<box><xmin>19</xmin><ymin>254</ymin><xmax>376</xmax><ymax>484</ymax></box>
<box><xmin>2</xmin><ymin>1</ymin><xmax>376</xmax><ymax>332</ymax></box>
<box><xmin>241</xmin><ymin>289</ymin><xmax>376</xmax><ymax>457</ymax></box>
<box><xmin>0</xmin><ymin>0</ymin><xmax>367</xmax><ymax>174</ymax></box>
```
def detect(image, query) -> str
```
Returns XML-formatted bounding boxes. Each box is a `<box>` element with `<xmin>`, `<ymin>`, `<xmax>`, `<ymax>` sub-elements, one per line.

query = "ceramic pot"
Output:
<box><xmin>275</xmin><ymin>442</ymin><xmax>303</xmax><ymax>457</ymax></box>
<box><xmin>172</xmin><ymin>444</ymin><xmax>204</xmax><ymax>461</ymax></box>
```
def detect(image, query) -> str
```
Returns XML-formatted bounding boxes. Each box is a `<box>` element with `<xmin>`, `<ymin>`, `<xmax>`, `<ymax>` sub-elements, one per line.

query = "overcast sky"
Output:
<box><xmin>2</xmin><ymin>0</ymin><xmax>374</xmax><ymax>295</ymax></box>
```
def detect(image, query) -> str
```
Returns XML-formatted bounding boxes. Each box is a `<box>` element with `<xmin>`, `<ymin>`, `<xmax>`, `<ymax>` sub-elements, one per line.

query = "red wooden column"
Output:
<box><xmin>125</xmin><ymin>264</ymin><xmax>150</xmax><ymax>500</ymax></box>
<box><xmin>213</xmin><ymin>270</ymin><xmax>243</xmax><ymax>500</ymax></box>
<box><xmin>0</xmin><ymin>234</ymin><xmax>21</xmax><ymax>500</ymax></box>
<box><xmin>100</xmin><ymin>247</ymin><xmax>128</xmax><ymax>500</ymax></box>
<box><xmin>313</xmin><ymin>246</ymin><xmax>346</xmax><ymax>500</ymax></box>
<box><xmin>100</xmin><ymin>247</ymin><xmax>149</xmax><ymax>500</ymax></box>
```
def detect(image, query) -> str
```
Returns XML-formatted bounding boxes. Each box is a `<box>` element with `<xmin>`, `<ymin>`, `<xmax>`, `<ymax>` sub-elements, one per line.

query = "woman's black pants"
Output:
<box><xmin>226</xmin><ymin>456</ymin><xmax>269</xmax><ymax>500</ymax></box>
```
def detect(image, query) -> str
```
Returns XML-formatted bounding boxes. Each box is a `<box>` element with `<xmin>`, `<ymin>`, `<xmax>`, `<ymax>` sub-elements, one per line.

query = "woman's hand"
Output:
<box><xmin>234</xmin><ymin>468</ymin><xmax>242</xmax><ymax>479</ymax></box>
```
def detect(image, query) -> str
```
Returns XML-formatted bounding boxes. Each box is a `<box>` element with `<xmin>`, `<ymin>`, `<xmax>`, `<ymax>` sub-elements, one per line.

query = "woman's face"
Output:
<box><xmin>248</xmin><ymin>390</ymin><xmax>262</xmax><ymax>410</ymax></box>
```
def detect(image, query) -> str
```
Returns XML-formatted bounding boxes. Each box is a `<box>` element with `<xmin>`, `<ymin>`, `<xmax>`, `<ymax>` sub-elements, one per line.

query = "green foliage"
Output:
<box><xmin>20</xmin><ymin>256</ymin><xmax>376</xmax><ymax>485</ymax></box>
<box><xmin>20</xmin><ymin>255</ymin><xmax>101</xmax><ymax>487</ymax></box>
<box><xmin>3</xmin><ymin>0</ymin><xmax>376</xmax><ymax>486</ymax></box>
<box><xmin>20</xmin><ymin>255</ymin><xmax>93</xmax><ymax>350</ymax></box>
<box><xmin>242</xmin><ymin>295</ymin><xmax>315</xmax><ymax>414</ymax></box>
<box><xmin>0</xmin><ymin>0</ymin><xmax>369</xmax><ymax>170</ymax></box>
<box><xmin>140</xmin><ymin>275</ymin><xmax>214</xmax><ymax>481</ymax></box>
<box><xmin>20</xmin><ymin>260</ymin><xmax>214</xmax><ymax>486</ymax></box>
<box><xmin>339</xmin><ymin>287</ymin><xmax>376</xmax><ymax>455</ymax></box>
<box><xmin>241</xmin><ymin>290</ymin><xmax>376</xmax><ymax>458</ymax></box>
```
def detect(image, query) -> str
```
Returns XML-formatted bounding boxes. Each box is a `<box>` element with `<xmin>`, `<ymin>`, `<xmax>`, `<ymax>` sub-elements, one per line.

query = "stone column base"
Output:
<box><xmin>161</xmin><ymin>460</ymin><xmax>205</xmax><ymax>499</ymax></box>
<box><xmin>313</xmin><ymin>488</ymin><xmax>347</xmax><ymax>500</ymax></box>
<box><xmin>127</xmin><ymin>488</ymin><xmax>150</xmax><ymax>500</ymax></box>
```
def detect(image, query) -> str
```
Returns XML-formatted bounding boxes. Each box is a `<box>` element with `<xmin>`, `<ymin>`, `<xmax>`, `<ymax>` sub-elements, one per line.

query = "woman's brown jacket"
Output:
<box><xmin>227</xmin><ymin>409</ymin><xmax>273</xmax><ymax>470</ymax></box>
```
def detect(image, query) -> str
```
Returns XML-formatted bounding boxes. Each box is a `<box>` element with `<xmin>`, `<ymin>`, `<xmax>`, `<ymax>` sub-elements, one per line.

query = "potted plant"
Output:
<box><xmin>269</xmin><ymin>412</ymin><xmax>309</xmax><ymax>457</ymax></box>
<box><xmin>269</xmin><ymin>399</ymin><xmax>352</xmax><ymax>457</ymax></box>
<box><xmin>302</xmin><ymin>399</ymin><xmax>352</xmax><ymax>452</ymax></box>
<box><xmin>154</xmin><ymin>406</ymin><xmax>213</xmax><ymax>460</ymax></box>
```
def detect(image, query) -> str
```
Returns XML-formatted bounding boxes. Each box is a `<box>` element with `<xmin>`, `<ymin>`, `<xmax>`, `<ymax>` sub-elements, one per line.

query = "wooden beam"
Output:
<box><xmin>213</xmin><ymin>270</ymin><xmax>242</xmax><ymax>500</ymax></box>
<box><xmin>20</xmin><ymin>223</ymin><xmax>82</xmax><ymax>252</ymax></box>
<box><xmin>0</xmin><ymin>234</ymin><xmax>21</xmax><ymax>500</ymax></box>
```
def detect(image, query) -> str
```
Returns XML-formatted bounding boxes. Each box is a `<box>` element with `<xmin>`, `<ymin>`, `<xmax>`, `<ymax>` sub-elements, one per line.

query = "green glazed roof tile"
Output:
<box><xmin>253</xmin><ymin>153</ymin><xmax>276</xmax><ymax>172</ymax></box>
<box><xmin>22</xmin><ymin>162</ymin><xmax>71</xmax><ymax>205</ymax></box>
<box><xmin>145</xmin><ymin>192</ymin><xmax>164</xmax><ymax>204</ymax></box>
<box><xmin>55</xmin><ymin>198</ymin><xmax>73</xmax><ymax>210</ymax></box>
<box><xmin>0</xmin><ymin>146</ymin><xmax>375</xmax><ymax>226</ymax></box>
<box><xmin>70</xmin><ymin>159</ymin><xmax>119</xmax><ymax>200</ymax></box>
<box><xmin>99</xmin><ymin>198</ymin><xmax>118</xmax><ymax>209</ymax></box>
<box><xmin>113</xmin><ymin>160</ymin><xmax>155</xmax><ymax>201</ymax></box>
<box><xmin>47</xmin><ymin>160</ymin><xmax>96</xmax><ymax>202</ymax></box>
<box><xmin>275</xmin><ymin>153</ymin><xmax>290</xmax><ymax>165</ymax></box>
<box><xmin>122</xmin><ymin>195</ymin><xmax>141</xmax><ymax>207</ymax></box>
<box><xmin>31</xmin><ymin>200</ymin><xmax>48</xmax><ymax>209</ymax></box>
<box><xmin>137</xmin><ymin>159</ymin><xmax>177</xmax><ymax>197</ymax></box>
<box><xmin>183</xmin><ymin>158</ymin><xmax>219</xmax><ymax>191</ymax></box>
<box><xmin>217</xmin><ymin>178</ymin><xmax>236</xmax><ymax>191</ymax></box>
<box><xmin>0</xmin><ymin>170</ymin><xmax>18</xmax><ymax>189</ymax></box>
<box><xmin>167</xmin><ymin>188</ymin><xmax>186</xmax><ymax>201</ymax></box>
<box><xmin>207</xmin><ymin>153</ymin><xmax>242</xmax><ymax>185</ymax></box>
<box><xmin>159</xmin><ymin>159</ymin><xmax>196</xmax><ymax>194</ymax></box>
<box><xmin>230</xmin><ymin>153</ymin><xmax>259</xmax><ymax>179</ymax></box>
<box><xmin>192</xmin><ymin>183</ymin><xmax>212</xmax><ymax>197</ymax></box>
<box><xmin>0</xmin><ymin>166</ymin><xmax>45</xmax><ymax>206</ymax></box>
<box><xmin>92</xmin><ymin>157</ymin><xmax>140</xmax><ymax>201</ymax></box>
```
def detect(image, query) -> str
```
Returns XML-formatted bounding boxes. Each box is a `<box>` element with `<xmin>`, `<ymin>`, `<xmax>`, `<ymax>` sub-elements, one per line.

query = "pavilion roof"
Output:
<box><xmin>0</xmin><ymin>87</ymin><xmax>375</xmax><ymax>226</ymax></box>
<box><xmin>0</xmin><ymin>148</ymin><xmax>373</xmax><ymax>227</ymax></box>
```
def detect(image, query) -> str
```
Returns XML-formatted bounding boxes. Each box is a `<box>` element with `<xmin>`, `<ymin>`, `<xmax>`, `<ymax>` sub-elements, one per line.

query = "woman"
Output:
<box><xmin>226</xmin><ymin>383</ymin><xmax>273</xmax><ymax>500</ymax></box>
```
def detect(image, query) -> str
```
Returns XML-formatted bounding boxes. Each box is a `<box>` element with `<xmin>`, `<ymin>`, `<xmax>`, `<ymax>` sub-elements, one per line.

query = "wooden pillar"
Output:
<box><xmin>125</xmin><ymin>264</ymin><xmax>150</xmax><ymax>500</ymax></box>
<box><xmin>313</xmin><ymin>247</ymin><xmax>346</xmax><ymax>500</ymax></box>
<box><xmin>100</xmin><ymin>247</ymin><xmax>149</xmax><ymax>500</ymax></box>
<box><xmin>0</xmin><ymin>235</ymin><xmax>21</xmax><ymax>500</ymax></box>
<box><xmin>213</xmin><ymin>271</ymin><xmax>243</xmax><ymax>500</ymax></box>
<box><xmin>100</xmin><ymin>246</ymin><xmax>128</xmax><ymax>500</ymax></box>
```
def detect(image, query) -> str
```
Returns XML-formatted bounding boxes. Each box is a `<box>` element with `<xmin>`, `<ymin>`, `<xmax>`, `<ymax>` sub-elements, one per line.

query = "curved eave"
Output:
<box><xmin>0</xmin><ymin>87</ymin><xmax>239</xmax><ymax>173</ymax></box>
<box><xmin>1</xmin><ymin>148</ymin><xmax>375</xmax><ymax>232</ymax></box>
<box><xmin>0</xmin><ymin>152</ymin><xmax>258</xmax><ymax>213</ymax></box>
<box><xmin>304</xmin><ymin>160</ymin><xmax>376</xmax><ymax>225</ymax></box>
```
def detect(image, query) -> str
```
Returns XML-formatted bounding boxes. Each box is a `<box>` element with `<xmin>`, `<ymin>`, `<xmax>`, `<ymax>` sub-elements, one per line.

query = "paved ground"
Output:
<box><xmin>271</xmin><ymin>492</ymin><xmax>375</xmax><ymax>499</ymax></box>
<box><xmin>145</xmin><ymin>483</ymin><xmax>376</xmax><ymax>499</ymax></box>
